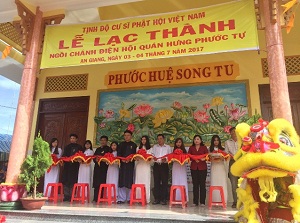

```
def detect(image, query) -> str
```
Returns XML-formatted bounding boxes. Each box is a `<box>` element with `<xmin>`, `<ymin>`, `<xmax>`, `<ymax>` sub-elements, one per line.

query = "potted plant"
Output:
<box><xmin>18</xmin><ymin>133</ymin><xmax>52</xmax><ymax>210</ymax></box>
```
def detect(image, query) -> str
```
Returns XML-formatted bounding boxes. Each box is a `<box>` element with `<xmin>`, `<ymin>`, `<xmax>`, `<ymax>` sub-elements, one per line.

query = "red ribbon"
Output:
<box><xmin>61</xmin><ymin>151</ymin><xmax>95</xmax><ymax>163</ymax></box>
<box><xmin>207</xmin><ymin>150</ymin><xmax>232</xmax><ymax>161</ymax></box>
<box><xmin>55</xmin><ymin>150</ymin><xmax>233</xmax><ymax>166</ymax></box>
<box><xmin>188</xmin><ymin>153</ymin><xmax>208</xmax><ymax>161</ymax></box>
<box><xmin>47</xmin><ymin>154</ymin><xmax>63</xmax><ymax>173</ymax></box>
<box><xmin>131</xmin><ymin>149</ymin><xmax>153</xmax><ymax>161</ymax></box>
<box><xmin>96</xmin><ymin>153</ymin><xmax>120</xmax><ymax>165</ymax></box>
<box><xmin>51</xmin><ymin>154</ymin><xmax>62</xmax><ymax>165</ymax></box>
<box><xmin>165</xmin><ymin>149</ymin><xmax>190</xmax><ymax>165</ymax></box>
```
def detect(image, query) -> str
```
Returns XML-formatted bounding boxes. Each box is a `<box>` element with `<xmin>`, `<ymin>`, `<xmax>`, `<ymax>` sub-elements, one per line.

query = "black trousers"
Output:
<box><xmin>191</xmin><ymin>169</ymin><xmax>207</xmax><ymax>205</ymax></box>
<box><xmin>94</xmin><ymin>184</ymin><xmax>107</xmax><ymax>201</ymax></box>
<box><xmin>153</xmin><ymin>163</ymin><xmax>169</xmax><ymax>202</ymax></box>
<box><xmin>228</xmin><ymin>160</ymin><xmax>238</xmax><ymax>204</ymax></box>
<box><xmin>94</xmin><ymin>186</ymin><xmax>100</xmax><ymax>202</ymax></box>
<box><xmin>63</xmin><ymin>184</ymin><xmax>74</xmax><ymax>201</ymax></box>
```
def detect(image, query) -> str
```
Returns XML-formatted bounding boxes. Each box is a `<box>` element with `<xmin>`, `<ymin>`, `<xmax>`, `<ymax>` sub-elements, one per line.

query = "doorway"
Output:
<box><xmin>35</xmin><ymin>96</ymin><xmax>90</xmax><ymax>192</ymax></box>
<box><xmin>36</xmin><ymin>96</ymin><xmax>89</xmax><ymax>148</ymax></box>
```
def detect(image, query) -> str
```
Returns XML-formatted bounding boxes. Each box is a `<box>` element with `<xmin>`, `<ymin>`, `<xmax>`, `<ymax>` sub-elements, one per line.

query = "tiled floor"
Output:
<box><xmin>3</xmin><ymin>202</ymin><xmax>237</xmax><ymax>223</ymax></box>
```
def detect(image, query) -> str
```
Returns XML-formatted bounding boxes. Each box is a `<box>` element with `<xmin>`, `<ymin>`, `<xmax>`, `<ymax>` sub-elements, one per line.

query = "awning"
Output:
<box><xmin>0</xmin><ymin>134</ymin><xmax>12</xmax><ymax>153</ymax></box>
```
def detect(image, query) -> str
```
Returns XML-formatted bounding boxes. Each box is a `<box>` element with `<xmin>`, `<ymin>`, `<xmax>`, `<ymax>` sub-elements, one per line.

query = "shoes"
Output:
<box><xmin>161</xmin><ymin>200</ymin><xmax>167</xmax><ymax>205</ymax></box>
<box><xmin>192</xmin><ymin>204</ymin><xmax>198</xmax><ymax>207</ymax></box>
<box><xmin>152</xmin><ymin>200</ymin><xmax>160</xmax><ymax>205</ymax></box>
<box><xmin>200</xmin><ymin>204</ymin><xmax>205</xmax><ymax>207</ymax></box>
<box><xmin>231</xmin><ymin>203</ymin><xmax>237</xmax><ymax>208</ymax></box>
<box><xmin>117</xmin><ymin>201</ymin><xmax>125</xmax><ymax>204</ymax></box>
<box><xmin>127</xmin><ymin>201</ymin><xmax>130</xmax><ymax>204</ymax></box>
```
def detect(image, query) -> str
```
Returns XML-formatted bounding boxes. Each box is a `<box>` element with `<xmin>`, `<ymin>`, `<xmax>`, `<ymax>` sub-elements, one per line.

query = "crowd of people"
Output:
<box><xmin>44</xmin><ymin>127</ymin><xmax>238</xmax><ymax>208</ymax></box>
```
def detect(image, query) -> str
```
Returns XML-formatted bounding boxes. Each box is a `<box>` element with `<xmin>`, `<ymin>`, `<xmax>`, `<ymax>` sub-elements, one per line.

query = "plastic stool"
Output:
<box><xmin>45</xmin><ymin>183</ymin><xmax>64</xmax><ymax>203</ymax></box>
<box><xmin>71</xmin><ymin>183</ymin><xmax>90</xmax><ymax>204</ymax></box>
<box><xmin>208</xmin><ymin>186</ymin><xmax>226</xmax><ymax>209</ymax></box>
<box><xmin>130</xmin><ymin>184</ymin><xmax>146</xmax><ymax>206</ymax></box>
<box><xmin>169</xmin><ymin>185</ymin><xmax>187</xmax><ymax>208</ymax></box>
<box><xmin>97</xmin><ymin>184</ymin><xmax>117</xmax><ymax>205</ymax></box>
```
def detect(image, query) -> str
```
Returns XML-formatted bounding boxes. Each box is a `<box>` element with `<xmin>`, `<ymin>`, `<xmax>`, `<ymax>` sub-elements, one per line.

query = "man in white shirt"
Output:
<box><xmin>225</xmin><ymin>127</ymin><xmax>239</xmax><ymax>208</ymax></box>
<box><xmin>152</xmin><ymin>134</ymin><xmax>172</xmax><ymax>205</ymax></box>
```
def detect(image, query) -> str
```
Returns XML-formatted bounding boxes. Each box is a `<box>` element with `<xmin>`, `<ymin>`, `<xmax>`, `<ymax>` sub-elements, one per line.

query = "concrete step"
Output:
<box><xmin>1</xmin><ymin>202</ymin><xmax>236</xmax><ymax>223</ymax></box>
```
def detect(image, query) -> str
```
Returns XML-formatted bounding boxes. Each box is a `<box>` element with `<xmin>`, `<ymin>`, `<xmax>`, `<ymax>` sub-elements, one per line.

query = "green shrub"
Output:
<box><xmin>19</xmin><ymin>134</ymin><xmax>52</xmax><ymax>199</ymax></box>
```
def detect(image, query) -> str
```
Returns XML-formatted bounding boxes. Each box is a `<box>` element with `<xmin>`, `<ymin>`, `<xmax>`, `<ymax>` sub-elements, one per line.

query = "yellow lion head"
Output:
<box><xmin>232</xmin><ymin>118</ymin><xmax>300</xmax><ymax>180</ymax></box>
<box><xmin>231</xmin><ymin>118</ymin><xmax>300</xmax><ymax>222</ymax></box>
<box><xmin>231</xmin><ymin>119</ymin><xmax>300</xmax><ymax>178</ymax></box>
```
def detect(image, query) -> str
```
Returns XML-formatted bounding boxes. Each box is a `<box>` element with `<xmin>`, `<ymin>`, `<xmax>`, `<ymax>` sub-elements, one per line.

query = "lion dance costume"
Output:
<box><xmin>231</xmin><ymin>119</ymin><xmax>300</xmax><ymax>223</ymax></box>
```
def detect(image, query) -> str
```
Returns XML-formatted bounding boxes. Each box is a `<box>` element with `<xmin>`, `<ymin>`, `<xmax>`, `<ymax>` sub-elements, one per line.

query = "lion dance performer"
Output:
<box><xmin>231</xmin><ymin>118</ymin><xmax>300</xmax><ymax>223</ymax></box>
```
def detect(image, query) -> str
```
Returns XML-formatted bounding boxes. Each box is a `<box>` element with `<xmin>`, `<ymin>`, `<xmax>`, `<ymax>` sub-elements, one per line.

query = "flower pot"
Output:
<box><xmin>20</xmin><ymin>197</ymin><xmax>47</xmax><ymax>210</ymax></box>
<box><xmin>0</xmin><ymin>183</ymin><xmax>27</xmax><ymax>202</ymax></box>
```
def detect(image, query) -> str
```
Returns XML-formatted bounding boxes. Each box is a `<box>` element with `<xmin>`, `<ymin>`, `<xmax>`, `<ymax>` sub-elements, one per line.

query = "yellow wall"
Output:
<box><xmin>29</xmin><ymin>15</ymin><xmax>300</xmax><ymax>149</ymax></box>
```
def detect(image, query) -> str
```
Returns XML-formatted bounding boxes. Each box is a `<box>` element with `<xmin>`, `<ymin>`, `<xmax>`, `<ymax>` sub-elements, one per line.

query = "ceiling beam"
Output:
<box><xmin>14</xmin><ymin>0</ymin><xmax>65</xmax><ymax>54</ymax></box>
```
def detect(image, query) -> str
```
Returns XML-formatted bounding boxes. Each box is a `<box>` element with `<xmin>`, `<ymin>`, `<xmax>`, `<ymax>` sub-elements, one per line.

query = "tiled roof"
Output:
<box><xmin>0</xmin><ymin>134</ymin><xmax>12</xmax><ymax>153</ymax></box>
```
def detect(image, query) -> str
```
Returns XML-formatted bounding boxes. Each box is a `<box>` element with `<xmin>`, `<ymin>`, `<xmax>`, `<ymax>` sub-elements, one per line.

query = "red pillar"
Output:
<box><xmin>261</xmin><ymin>0</ymin><xmax>293</xmax><ymax>123</ymax></box>
<box><xmin>6</xmin><ymin>8</ymin><xmax>43</xmax><ymax>183</ymax></box>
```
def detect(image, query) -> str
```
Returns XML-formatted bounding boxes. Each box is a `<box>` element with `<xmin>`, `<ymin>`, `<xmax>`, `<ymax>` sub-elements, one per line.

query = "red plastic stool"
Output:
<box><xmin>71</xmin><ymin>183</ymin><xmax>90</xmax><ymax>204</ymax></box>
<box><xmin>45</xmin><ymin>183</ymin><xmax>64</xmax><ymax>203</ymax></box>
<box><xmin>169</xmin><ymin>185</ymin><xmax>187</xmax><ymax>208</ymax></box>
<box><xmin>97</xmin><ymin>184</ymin><xmax>117</xmax><ymax>205</ymax></box>
<box><xmin>130</xmin><ymin>184</ymin><xmax>146</xmax><ymax>206</ymax></box>
<box><xmin>208</xmin><ymin>186</ymin><xmax>226</xmax><ymax>209</ymax></box>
